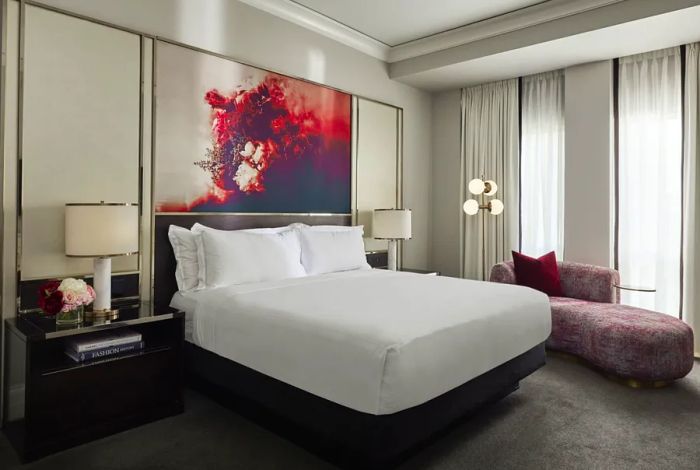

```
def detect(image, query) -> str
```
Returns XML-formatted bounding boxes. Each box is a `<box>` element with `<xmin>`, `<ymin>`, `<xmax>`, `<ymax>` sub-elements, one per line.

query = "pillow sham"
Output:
<box><xmin>198</xmin><ymin>229</ymin><xmax>306</xmax><ymax>287</ymax></box>
<box><xmin>191</xmin><ymin>223</ymin><xmax>308</xmax><ymax>287</ymax></box>
<box><xmin>168</xmin><ymin>225</ymin><xmax>204</xmax><ymax>292</ymax></box>
<box><xmin>300</xmin><ymin>226</ymin><xmax>370</xmax><ymax>275</ymax></box>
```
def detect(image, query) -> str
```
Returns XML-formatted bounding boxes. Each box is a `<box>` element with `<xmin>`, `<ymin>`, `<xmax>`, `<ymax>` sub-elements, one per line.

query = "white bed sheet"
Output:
<box><xmin>170</xmin><ymin>291</ymin><xmax>198</xmax><ymax>342</ymax></box>
<box><xmin>173</xmin><ymin>269</ymin><xmax>551</xmax><ymax>415</ymax></box>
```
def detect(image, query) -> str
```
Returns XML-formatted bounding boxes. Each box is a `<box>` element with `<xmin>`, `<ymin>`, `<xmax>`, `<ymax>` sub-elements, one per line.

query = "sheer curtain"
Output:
<box><xmin>684</xmin><ymin>43</ymin><xmax>700</xmax><ymax>354</ymax></box>
<box><xmin>520</xmin><ymin>70</ymin><xmax>565</xmax><ymax>258</ymax></box>
<box><xmin>618</xmin><ymin>47</ymin><xmax>682</xmax><ymax>315</ymax></box>
<box><xmin>460</xmin><ymin>80</ymin><xmax>519</xmax><ymax>280</ymax></box>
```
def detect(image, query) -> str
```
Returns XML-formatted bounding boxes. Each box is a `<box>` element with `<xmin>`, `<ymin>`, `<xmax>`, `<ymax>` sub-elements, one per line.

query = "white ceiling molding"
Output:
<box><xmin>398</xmin><ymin>4</ymin><xmax>700</xmax><ymax>91</ymax></box>
<box><xmin>241</xmin><ymin>0</ymin><xmax>700</xmax><ymax>91</ymax></box>
<box><xmin>389</xmin><ymin>0</ymin><xmax>700</xmax><ymax>82</ymax></box>
<box><xmin>387</xmin><ymin>0</ymin><xmax>624</xmax><ymax>62</ymax></box>
<box><xmin>239</xmin><ymin>0</ymin><xmax>625</xmax><ymax>64</ymax></box>
<box><xmin>238</xmin><ymin>0</ymin><xmax>390</xmax><ymax>60</ymax></box>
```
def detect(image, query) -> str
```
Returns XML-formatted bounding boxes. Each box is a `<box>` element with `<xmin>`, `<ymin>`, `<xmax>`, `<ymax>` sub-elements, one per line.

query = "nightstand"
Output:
<box><xmin>366</xmin><ymin>250</ymin><xmax>389</xmax><ymax>269</ymax></box>
<box><xmin>365</xmin><ymin>251</ymin><xmax>439</xmax><ymax>275</ymax></box>
<box><xmin>3</xmin><ymin>302</ymin><xmax>184</xmax><ymax>461</ymax></box>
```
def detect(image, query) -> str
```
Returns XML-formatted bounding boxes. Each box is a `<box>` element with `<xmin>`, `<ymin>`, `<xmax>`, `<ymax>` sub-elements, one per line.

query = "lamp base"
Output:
<box><xmin>84</xmin><ymin>308</ymin><xmax>119</xmax><ymax>323</ymax></box>
<box><xmin>93</xmin><ymin>257</ymin><xmax>112</xmax><ymax>312</ymax></box>
<box><xmin>387</xmin><ymin>240</ymin><xmax>398</xmax><ymax>271</ymax></box>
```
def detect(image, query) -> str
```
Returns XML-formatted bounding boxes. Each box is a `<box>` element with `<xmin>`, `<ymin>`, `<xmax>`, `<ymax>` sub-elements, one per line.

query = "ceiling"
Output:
<box><xmin>291</xmin><ymin>0</ymin><xmax>544</xmax><ymax>46</ymax></box>
<box><xmin>398</xmin><ymin>4</ymin><xmax>700</xmax><ymax>91</ymax></box>
<box><xmin>242</xmin><ymin>0</ymin><xmax>700</xmax><ymax>91</ymax></box>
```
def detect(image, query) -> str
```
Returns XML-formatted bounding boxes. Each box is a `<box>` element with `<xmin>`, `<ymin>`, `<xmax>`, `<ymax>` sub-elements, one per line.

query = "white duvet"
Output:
<box><xmin>181</xmin><ymin>269</ymin><xmax>551</xmax><ymax>415</ymax></box>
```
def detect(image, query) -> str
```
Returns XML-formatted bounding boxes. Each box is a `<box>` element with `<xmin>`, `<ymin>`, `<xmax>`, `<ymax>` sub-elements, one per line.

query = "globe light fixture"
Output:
<box><xmin>463</xmin><ymin>199</ymin><xmax>479</xmax><ymax>215</ymax></box>
<box><xmin>468</xmin><ymin>178</ymin><xmax>485</xmax><ymax>195</ymax></box>
<box><xmin>490</xmin><ymin>198</ymin><xmax>504</xmax><ymax>215</ymax></box>
<box><xmin>484</xmin><ymin>180</ymin><xmax>498</xmax><ymax>196</ymax></box>
<box><xmin>462</xmin><ymin>175</ymin><xmax>504</xmax><ymax>280</ymax></box>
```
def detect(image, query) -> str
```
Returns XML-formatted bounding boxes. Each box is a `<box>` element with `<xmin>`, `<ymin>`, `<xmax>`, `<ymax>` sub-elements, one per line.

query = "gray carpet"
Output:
<box><xmin>1</xmin><ymin>353</ymin><xmax>698</xmax><ymax>470</ymax></box>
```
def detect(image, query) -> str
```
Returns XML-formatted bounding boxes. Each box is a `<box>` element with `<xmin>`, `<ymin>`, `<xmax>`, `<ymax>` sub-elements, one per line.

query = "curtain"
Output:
<box><xmin>520</xmin><ymin>70</ymin><xmax>565</xmax><ymax>259</ymax></box>
<box><xmin>683</xmin><ymin>43</ymin><xmax>700</xmax><ymax>355</ymax></box>
<box><xmin>617</xmin><ymin>47</ymin><xmax>682</xmax><ymax>316</ymax></box>
<box><xmin>460</xmin><ymin>80</ymin><xmax>519</xmax><ymax>280</ymax></box>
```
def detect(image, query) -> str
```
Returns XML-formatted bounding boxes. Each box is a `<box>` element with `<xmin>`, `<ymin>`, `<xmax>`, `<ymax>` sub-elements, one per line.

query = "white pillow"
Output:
<box><xmin>191</xmin><ymin>223</ymin><xmax>308</xmax><ymax>287</ymax></box>
<box><xmin>168</xmin><ymin>225</ymin><xmax>204</xmax><ymax>292</ymax></box>
<box><xmin>198</xmin><ymin>229</ymin><xmax>306</xmax><ymax>287</ymax></box>
<box><xmin>191</xmin><ymin>222</ymin><xmax>302</xmax><ymax>235</ymax></box>
<box><xmin>300</xmin><ymin>226</ymin><xmax>370</xmax><ymax>275</ymax></box>
<box><xmin>304</xmin><ymin>225</ymin><xmax>360</xmax><ymax>233</ymax></box>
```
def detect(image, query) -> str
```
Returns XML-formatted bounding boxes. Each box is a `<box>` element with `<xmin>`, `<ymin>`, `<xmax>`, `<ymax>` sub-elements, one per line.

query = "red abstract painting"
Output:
<box><xmin>155</xmin><ymin>54</ymin><xmax>351</xmax><ymax>214</ymax></box>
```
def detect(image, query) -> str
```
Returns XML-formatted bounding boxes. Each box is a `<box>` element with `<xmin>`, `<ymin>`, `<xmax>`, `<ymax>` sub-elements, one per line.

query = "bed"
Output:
<box><xmin>154</xmin><ymin>214</ymin><xmax>550</xmax><ymax>468</ymax></box>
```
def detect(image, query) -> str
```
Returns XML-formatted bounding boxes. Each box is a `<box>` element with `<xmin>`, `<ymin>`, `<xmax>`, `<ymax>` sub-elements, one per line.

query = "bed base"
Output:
<box><xmin>185</xmin><ymin>341</ymin><xmax>546</xmax><ymax>469</ymax></box>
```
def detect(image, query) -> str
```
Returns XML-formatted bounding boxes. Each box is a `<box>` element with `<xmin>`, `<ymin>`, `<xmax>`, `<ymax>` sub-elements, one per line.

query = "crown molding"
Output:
<box><xmin>240</xmin><ymin>0</ymin><xmax>627</xmax><ymax>64</ymax></box>
<box><xmin>238</xmin><ymin>0</ymin><xmax>389</xmax><ymax>60</ymax></box>
<box><xmin>387</xmin><ymin>0</ymin><xmax>625</xmax><ymax>62</ymax></box>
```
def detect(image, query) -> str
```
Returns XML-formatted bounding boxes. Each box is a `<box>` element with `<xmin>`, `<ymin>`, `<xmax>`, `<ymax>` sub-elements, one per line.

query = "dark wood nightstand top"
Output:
<box><xmin>6</xmin><ymin>301</ymin><xmax>184</xmax><ymax>342</ymax></box>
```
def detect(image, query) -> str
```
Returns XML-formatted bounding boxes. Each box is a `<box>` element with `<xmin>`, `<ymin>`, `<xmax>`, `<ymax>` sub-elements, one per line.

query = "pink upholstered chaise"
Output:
<box><xmin>490</xmin><ymin>261</ymin><xmax>694</xmax><ymax>385</ymax></box>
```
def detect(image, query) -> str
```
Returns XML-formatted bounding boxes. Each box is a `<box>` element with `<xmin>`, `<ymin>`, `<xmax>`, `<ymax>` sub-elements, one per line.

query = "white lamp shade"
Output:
<box><xmin>373</xmin><ymin>209</ymin><xmax>412</xmax><ymax>239</ymax></box>
<box><xmin>484</xmin><ymin>180</ymin><xmax>498</xmax><ymax>196</ymax></box>
<box><xmin>65</xmin><ymin>203</ymin><xmax>139</xmax><ymax>257</ymax></box>
<box><xmin>463</xmin><ymin>199</ymin><xmax>479</xmax><ymax>215</ymax></box>
<box><xmin>490</xmin><ymin>199</ymin><xmax>504</xmax><ymax>215</ymax></box>
<box><xmin>468</xmin><ymin>178</ymin><xmax>485</xmax><ymax>195</ymax></box>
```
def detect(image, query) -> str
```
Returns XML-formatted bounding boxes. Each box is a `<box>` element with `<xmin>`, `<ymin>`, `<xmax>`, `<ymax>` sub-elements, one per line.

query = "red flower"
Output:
<box><xmin>37</xmin><ymin>280</ymin><xmax>64</xmax><ymax>316</ymax></box>
<box><xmin>204</xmin><ymin>90</ymin><xmax>229</xmax><ymax>109</ymax></box>
<box><xmin>42</xmin><ymin>291</ymin><xmax>64</xmax><ymax>316</ymax></box>
<box><xmin>40</xmin><ymin>280</ymin><xmax>60</xmax><ymax>296</ymax></box>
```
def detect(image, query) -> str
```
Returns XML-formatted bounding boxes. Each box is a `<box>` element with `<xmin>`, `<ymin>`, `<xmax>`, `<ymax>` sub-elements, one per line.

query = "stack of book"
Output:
<box><xmin>65</xmin><ymin>329</ymin><xmax>144</xmax><ymax>362</ymax></box>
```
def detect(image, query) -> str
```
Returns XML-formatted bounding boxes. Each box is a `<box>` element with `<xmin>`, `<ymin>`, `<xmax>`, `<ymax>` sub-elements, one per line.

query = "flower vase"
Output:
<box><xmin>56</xmin><ymin>305</ymin><xmax>83</xmax><ymax>326</ymax></box>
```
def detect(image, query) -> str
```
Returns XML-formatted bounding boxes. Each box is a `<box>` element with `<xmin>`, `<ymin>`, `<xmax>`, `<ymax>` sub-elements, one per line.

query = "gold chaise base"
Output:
<box><xmin>546</xmin><ymin>350</ymin><xmax>670</xmax><ymax>389</ymax></box>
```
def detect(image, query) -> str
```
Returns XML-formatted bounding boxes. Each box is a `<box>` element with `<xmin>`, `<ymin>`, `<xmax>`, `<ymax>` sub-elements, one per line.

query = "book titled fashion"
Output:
<box><xmin>65</xmin><ymin>340</ymin><xmax>145</xmax><ymax>362</ymax></box>
<box><xmin>66</xmin><ymin>329</ymin><xmax>142</xmax><ymax>353</ymax></box>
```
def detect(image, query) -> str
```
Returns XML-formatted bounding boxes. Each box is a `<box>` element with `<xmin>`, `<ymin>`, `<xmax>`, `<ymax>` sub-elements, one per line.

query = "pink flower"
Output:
<box><xmin>86</xmin><ymin>285</ymin><xmax>96</xmax><ymax>301</ymax></box>
<box><xmin>61</xmin><ymin>303</ymin><xmax>75</xmax><ymax>313</ymax></box>
<box><xmin>63</xmin><ymin>290</ymin><xmax>77</xmax><ymax>305</ymax></box>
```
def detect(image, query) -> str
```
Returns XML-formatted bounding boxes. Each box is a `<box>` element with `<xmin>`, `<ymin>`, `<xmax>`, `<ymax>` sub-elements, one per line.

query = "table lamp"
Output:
<box><xmin>372</xmin><ymin>209</ymin><xmax>411</xmax><ymax>271</ymax></box>
<box><xmin>65</xmin><ymin>202</ymin><xmax>139</xmax><ymax>321</ymax></box>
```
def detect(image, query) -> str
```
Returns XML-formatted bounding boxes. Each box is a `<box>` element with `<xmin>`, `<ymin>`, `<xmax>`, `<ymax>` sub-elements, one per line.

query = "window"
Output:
<box><xmin>616</xmin><ymin>48</ymin><xmax>682</xmax><ymax>316</ymax></box>
<box><xmin>520</xmin><ymin>71</ymin><xmax>565</xmax><ymax>258</ymax></box>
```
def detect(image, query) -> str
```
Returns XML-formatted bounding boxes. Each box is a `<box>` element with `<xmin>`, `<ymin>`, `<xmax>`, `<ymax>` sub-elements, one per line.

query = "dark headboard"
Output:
<box><xmin>153</xmin><ymin>214</ymin><xmax>352</xmax><ymax>310</ymax></box>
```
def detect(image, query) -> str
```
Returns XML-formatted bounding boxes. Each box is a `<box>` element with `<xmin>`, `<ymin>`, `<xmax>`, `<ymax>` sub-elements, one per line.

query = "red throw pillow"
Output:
<box><xmin>511</xmin><ymin>251</ymin><xmax>563</xmax><ymax>297</ymax></box>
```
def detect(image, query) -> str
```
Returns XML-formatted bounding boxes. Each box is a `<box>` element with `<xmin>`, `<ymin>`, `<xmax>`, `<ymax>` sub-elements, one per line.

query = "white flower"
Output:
<box><xmin>233</xmin><ymin>161</ymin><xmax>260</xmax><ymax>192</ymax></box>
<box><xmin>240</xmin><ymin>141</ymin><xmax>255</xmax><ymax>157</ymax></box>
<box><xmin>252</xmin><ymin>145</ymin><xmax>264</xmax><ymax>163</ymax></box>
<box><xmin>59</xmin><ymin>278</ymin><xmax>83</xmax><ymax>293</ymax></box>
<box><xmin>59</xmin><ymin>278</ymin><xmax>90</xmax><ymax>305</ymax></box>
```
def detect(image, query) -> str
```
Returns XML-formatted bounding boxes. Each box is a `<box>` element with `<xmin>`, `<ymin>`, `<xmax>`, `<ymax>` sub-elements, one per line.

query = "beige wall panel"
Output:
<box><xmin>21</xmin><ymin>6</ymin><xmax>140</xmax><ymax>279</ymax></box>
<box><xmin>564</xmin><ymin>61</ymin><xmax>614</xmax><ymax>267</ymax></box>
<box><xmin>355</xmin><ymin>98</ymin><xmax>400</xmax><ymax>252</ymax></box>
<box><xmin>429</xmin><ymin>90</ymin><xmax>462</xmax><ymax>277</ymax></box>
